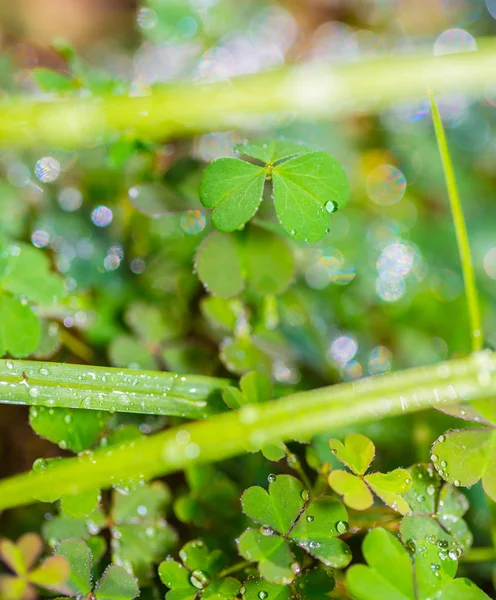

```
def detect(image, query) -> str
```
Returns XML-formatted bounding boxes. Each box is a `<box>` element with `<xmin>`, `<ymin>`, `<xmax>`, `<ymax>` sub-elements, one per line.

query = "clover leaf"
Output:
<box><xmin>200</xmin><ymin>140</ymin><xmax>349</xmax><ymax>242</ymax></box>
<box><xmin>0</xmin><ymin>533</ymin><xmax>70</xmax><ymax>600</ymax></box>
<box><xmin>45</xmin><ymin>482</ymin><xmax>177</xmax><ymax>584</ymax></box>
<box><xmin>328</xmin><ymin>434</ymin><xmax>412</xmax><ymax>513</ymax></box>
<box><xmin>55</xmin><ymin>538</ymin><xmax>139</xmax><ymax>600</ymax></box>
<box><xmin>159</xmin><ymin>539</ymin><xmax>241</xmax><ymax>600</ymax></box>
<box><xmin>195</xmin><ymin>227</ymin><xmax>294</xmax><ymax>298</ymax></box>
<box><xmin>403</xmin><ymin>464</ymin><xmax>472</xmax><ymax>550</ymax></box>
<box><xmin>431</xmin><ymin>421</ymin><xmax>496</xmax><ymax>502</ymax></box>
<box><xmin>238</xmin><ymin>475</ymin><xmax>351</xmax><ymax>584</ymax></box>
<box><xmin>0</xmin><ymin>241</ymin><xmax>65</xmax><ymax>357</ymax></box>
<box><xmin>346</xmin><ymin>527</ymin><xmax>489</xmax><ymax>600</ymax></box>
<box><xmin>241</xmin><ymin>568</ymin><xmax>334</xmax><ymax>600</ymax></box>
<box><xmin>222</xmin><ymin>372</ymin><xmax>285</xmax><ymax>461</ymax></box>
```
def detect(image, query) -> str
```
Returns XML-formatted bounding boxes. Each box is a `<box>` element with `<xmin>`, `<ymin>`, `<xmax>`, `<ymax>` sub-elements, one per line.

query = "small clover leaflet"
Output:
<box><xmin>403</xmin><ymin>464</ymin><xmax>472</xmax><ymax>551</ymax></box>
<box><xmin>0</xmin><ymin>241</ymin><xmax>65</xmax><ymax>357</ymax></box>
<box><xmin>195</xmin><ymin>227</ymin><xmax>295</xmax><ymax>298</ymax></box>
<box><xmin>55</xmin><ymin>538</ymin><xmax>139</xmax><ymax>600</ymax></box>
<box><xmin>0</xmin><ymin>533</ymin><xmax>69</xmax><ymax>600</ymax></box>
<box><xmin>431</xmin><ymin>396</ymin><xmax>496</xmax><ymax>502</ymax></box>
<box><xmin>200</xmin><ymin>139</ymin><xmax>349</xmax><ymax>242</ymax></box>
<box><xmin>44</xmin><ymin>481</ymin><xmax>177</xmax><ymax>585</ymax></box>
<box><xmin>346</xmin><ymin>527</ymin><xmax>489</xmax><ymax>600</ymax></box>
<box><xmin>158</xmin><ymin>539</ymin><xmax>241</xmax><ymax>600</ymax></box>
<box><xmin>238</xmin><ymin>474</ymin><xmax>351</xmax><ymax>585</ymax></box>
<box><xmin>242</xmin><ymin>568</ymin><xmax>335</xmax><ymax>600</ymax></box>
<box><xmin>328</xmin><ymin>434</ymin><xmax>412</xmax><ymax>513</ymax></box>
<box><xmin>222</xmin><ymin>372</ymin><xmax>285</xmax><ymax>461</ymax></box>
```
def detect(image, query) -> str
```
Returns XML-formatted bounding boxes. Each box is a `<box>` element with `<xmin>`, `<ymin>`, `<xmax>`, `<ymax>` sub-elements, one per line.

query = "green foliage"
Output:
<box><xmin>195</xmin><ymin>227</ymin><xmax>294</xmax><ymax>298</ymax></box>
<box><xmin>0</xmin><ymin>533</ymin><xmax>69</xmax><ymax>599</ymax></box>
<box><xmin>158</xmin><ymin>540</ymin><xmax>241</xmax><ymax>599</ymax></box>
<box><xmin>200</xmin><ymin>140</ymin><xmax>348</xmax><ymax>242</ymax></box>
<box><xmin>431</xmin><ymin>402</ymin><xmax>496</xmax><ymax>501</ymax></box>
<box><xmin>346</xmin><ymin>528</ymin><xmax>489</xmax><ymax>600</ymax></box>
<box><xmin>328</xmin><ymin>434</ymin><xmax>412</xmax><ymax>513</ymax></box>
<box><xmin>238</xmin><ymin>475</ymin><xmax>351</xmax><ymax>584</ymax></box>
<box><xmin>55</xmin><ymin>539</ymin><xmax>139</xmax><ymax>599</ymax></box>
<box><xmin>0</xmin><ymin>241</ymin><xmax>65</xmax><ymax>357</ymax></box>
<box><xmin>222</xmin><ymin>372</ymin><xmax>285</xmax><ymax>461</ymax></box>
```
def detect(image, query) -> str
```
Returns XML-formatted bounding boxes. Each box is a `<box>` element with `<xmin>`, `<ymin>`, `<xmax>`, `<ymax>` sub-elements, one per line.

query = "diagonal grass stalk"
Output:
<box><xmin>0</xmin><ymin>350</ymin><xmax>495</xmax><ymax>510</ymax></box>
<box><xmin>430</xmin><ymin>93</ymin><xmax>483</xmax><ymax>351</ymax></box>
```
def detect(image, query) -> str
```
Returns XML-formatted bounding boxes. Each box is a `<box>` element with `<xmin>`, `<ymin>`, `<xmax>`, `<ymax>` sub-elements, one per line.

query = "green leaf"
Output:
<box><xmin>237</xmin><ymin>529</ymin><xmax>294</xmax><ymax>585</ymax></box>
<box><xmin>0</xmin><ymin>295</ymin><xmax>41</xmax><ymax>357</ymax></box>
<box><xmin>158</xmin><ymin>560</ymin><xmax>192</xmax><ymax>591</ymax></box>
<box><xmin>94</xmin><ymin>565</ymin><xmax>139</xmax><ymax>600</ymax></box>
<box><xmin>433</xmin><ymin>578</ymin><xmax>491</xmax><ymax>599</ymax></box>
<box><xmin>224</xmin><ymin>372</ymin><xmax>272</xmax><ymax>409</ymax></box>
<box><xmin>200</xmin><ymin>297</ymin><xmax>239</xmax><ymax>332</ymax></box>
<box><xmin>54</xmin><ymin>539</ymin><xmax>92</xmax><ymax>596</ymax></box>
<box><xmin>364</xmin><ymin>470</ymin><xmax>412</xmax><ymax>515</ymax></box>
<box><xmin>431</xmin><ymin>429</ymin><xmax>496</xmax><ymax>501</ymax></box>
<box><xmin>244</xmin><ymin>227</ymin><xmax>294</xmax><ymax>296</ymax></box>
<box><xmin>201</xmin><ymin>576</ymin><xmax>241</xmax><ymax>599</ymax></box>
<box><xmin>271</xmin><ymin>152</ymin><xmax>349</xmax><ymax>242</ymax></box>
<box><xmin>0</xmin><ymin>242</ymin><xmax>65</xmax><ymax>305</ymax></box>
<box><xmin>404</xmin><ymin>464</ymin><xmax>472</xmax><ymax>551</ymax></box>
<box><xmin>291</xmin><ymin>497</ymin><xmax>352</xmax><ymax>568</ymax></box>
<box><xmin>328</xmin><ymin>470</ymin><xmax>373</xmax><ymax>511</ymax></box>
<box><xmin>241</xmin><ymin>577</ymin><xmax>291</xmax><ymax>600</ymax></box>
<box><xmin>346</xmin><ymin>528</ymin><xmax>414</xmax><ymax>600</ymax></box>
<box><xmin>60</xmin><ymin>489</ymin><xmax>101</xmax><ymax>519</ymax></box>
<box><xmin>236</xmin><ymin>140</ymin><xmax>313</xmax><ymax>165</ymax></box>
<box><xmin>241</xmin><ymin>475</ymin><xmax>305</xmax><ymax>535</ymax></box>
<box><xmin>200</xmin><ymin>159</ymin><xmax>266</xmax><ymax>232</ymax></box>
<box><xmin>31</xmin><ymin>68</ymin><xmax>74</xmax><ymax>92</ymax></box>
<box><xmin>195</xmin><ymin>228</ymin><xmax>294</xmax><ymax>298</ymax></box>
<box><xmin>125</xmin><ymin>301</ymin><xmax>178</xmax><ymax>344</ymax></box>
<box><xmin>220</xmin><ymin>336</ymin><xmax>272</xmax><ymax>376</ymax></box>
<box><xmin>261</xmin><ymin>442</ymin><xmax>286</xmax><ymax>462</ymax></box>
<box><xmin>108</xmin><ymin>335</ymin><xmax>157</xmax><ymax>370</ymax></box>
<box><xmin>240</xmin><ymin>475</ymin><xmax>351</xmax><ymax>579</ymax></box>
<box><xmin>111</xmin><ymin>482</ymin><xmax>177</xmax><ymax>583</ymax></box>
<box><xmin>329</xmin><ymin>434</ymin><xmax>375</xmax><ymax>476</ymax></box>
<box><xmin>29</xmin><ymin>407</ymin><xmax>109</xmax><ymax>452</ymax></box>
<box><xmin>195</xmin><ymin>233</ymin><xmax>244</xmax><ymax>298</ymax></box>
<box><xmin>294</xmin><ymin>568</ymin><xmax>335</xmax><ymax>600</ymax></box>
<box><xmin>28</xmin><ymin>555</ymin><xmax>70</xmax><ymax>589</ymax></box>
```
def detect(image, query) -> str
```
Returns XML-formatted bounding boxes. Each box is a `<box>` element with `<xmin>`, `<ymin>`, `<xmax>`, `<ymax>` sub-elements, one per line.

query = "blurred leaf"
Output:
<box><xmin>241</xmin><ymin>578</ymin><xmax>290</xmax><ymax>600</ymax></box>
<box><xmin>195</xmin><ymin>233</ymin><xmax>244</xmax><ymax>298</ymax></box>
<box><xmin>94</xmin><ymin>565</ymin><xmax>139</xmax><ymax>600</ymax></box>
<box><xmin>29</xmin><ymin>406</ymin><xmax>109</xmax><ymax>452</ymax></box>
<box><xmin>236</xmin><ymin>140</ymin><xmax>313</xmax><ymax>165</ymax></box>
<box><xmin>0</xmin><ymin>296</ymin><xmax>41</xmax><ymax>357</ymax></box>
<box><xmin>220</xmin><ymin>336</ymin><xmax>272</xmax><ymax>376</ymax></box>
<box><xmin>293</xmin><ymin>568</ymin><xmax>335</xmax><ymax>599</ymax></box>
<box><xmin>61</xmin><ymin>489</ymin><xmax>102</xmax><ymax>519</ymax></box>
<box><xmin>31</xmin><ymin>68</ymin><xmax>74</xmax><ymax>93</ymax></box>
<box><xmin>108</xmin><ymin>335</ymin><xmax>157</xmax><ymax>370</ymax></box>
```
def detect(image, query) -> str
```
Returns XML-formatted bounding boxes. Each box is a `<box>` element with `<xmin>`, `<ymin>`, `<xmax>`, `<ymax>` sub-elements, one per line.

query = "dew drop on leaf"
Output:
<box><xmin>336</xmin><ymin>520</ymin><xmax>349</xmax><ymax>534</ymax></box>
<box><xmin>258</xmin><ymin>592</ymin><xmax>268</xmax><ymax>600</ymax></box>
<box><xmin>325</xmin><ymin>200</ymin><xmax>339</xmax><ymax>213</ymax></box>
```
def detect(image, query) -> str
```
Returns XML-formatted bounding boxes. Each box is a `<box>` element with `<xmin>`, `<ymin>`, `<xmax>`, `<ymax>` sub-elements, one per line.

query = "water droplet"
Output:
<box><xmin>438</xmin><ymin>435</ymin><xmax>445</xmax><ymax>443</ymax></box>
<box><xmin>301</xmin><ymin>490</ymin><xmax>310</xmax><ymax>501</ymax></box>
<box><xmin>325</xmin><ymin>200</ymin><xmax>339</xmax><ymax>213</ymax></box>
<box><xmin>306</xmin><ymin>515</ymin><xmax>314</xmax><ymax>522</ymax></box>
<box><xmin>290</xmin><ymin>229</ymin><xmax>296</xmax><ymax>236</ymax></box>
<box><xmin>260</xmin><ymin>525</ymin><xmax>274</xmax><ymax>536</ymax></box>
<box><xmin>258</xmin><ymin>592</ymin><xmax>268</xmax><ymax>600</ymax></box>
<box><xmin>431</xmin><ymin>454</ymin><xmax>439</xmax><ymax>462</ymax></box>
<box><xmin>190</xmin><ymin>570</ymin><xmax>208</xmax><ymax>590</ymax></box>
<box><xmin>6</xmin><ymin>361</ymin><xmax>13</xmax><ymax>369</ymax></box>
<box><xmin>438</xmin><ymin>540</ymin><xmax>449</xmax><ymax>549</ymax></box>
<box><xmin>453</xmin><ymin>479</ymin><xmax>460</xmax><ymax>487</ymax></box>
<box><xmin>39</xmin><ymin>368</ymin><xmax>49</xmax><ymax>376</ymax></box>
<box><xmin>336</xmin><ymin>520</ymin><xmax>349</xmax><ymax>534</ymax></box>
<box><xmin>267</xmin><ymin>474</ymin><xmax>276</xmax><ymax>483</ymax></box>
<box><xmin>440</xmin><ymin>460</ymin><xmax>447</xmax><ymax>469</ymax></box>
<box><xmin>28</xmin><ymin>387</ymin><xmax>39</xmax><ymax>398</ymax></box>
<box><xmin>427</xmin><ymin>484</ymin><xmax>436</xmax><ymax>496</ymax></box>
<box><xmin>309</xmin><ymin>541</ymin><xmax>320</xmax><ymax>549</ymax></box>
<box><xmin>448</xmin><ymin>548</ymin><xmax>461</xmax><ymax>560</ymax></box>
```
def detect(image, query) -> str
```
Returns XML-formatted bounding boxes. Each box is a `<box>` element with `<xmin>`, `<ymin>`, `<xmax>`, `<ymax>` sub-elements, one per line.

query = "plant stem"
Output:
<box><xmin>0</xmin><ymin>359</ymin><xmax>230</xmax><ymax>419</ymax></box>
<box><xmin>429</xmin><ymin>93</ymin><xmax>483</xmax><ymax>351</ymax></box>
<box><xmin>284</xmin><ymin>446</ymin><xmax>314</xmax><ymax>494</ymax></box>
<box><xmin>3</xmin><ymin>40</ymin><xmax>496</xmax><ymax>148</ymax></box>
<box><xmin>0</xmin><ymin>350</ymin><xmax>495</xmax><ymax>510</ymax></box>
<box><xmin>217</xmin><ymin>560</ymin><xmax>251</xmax><ymax>578</ymax></box>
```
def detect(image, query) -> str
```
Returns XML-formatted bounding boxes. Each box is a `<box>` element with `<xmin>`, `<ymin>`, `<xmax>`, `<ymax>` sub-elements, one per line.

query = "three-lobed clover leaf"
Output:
<box><xmin>241</xmin><ymin>568</ymin><xmax>334</xmax><ymax>600</ymax></box>
<box><xmin>159</xmin><ymin>539</ymin><xmax>241</xmax><ymax>600</ymax></box>
<box><xmin>328</xmin><ymin>434</ymin><xmax>412</xmax><ymax>513</ymax></box>
<box><xmin>222</xmin><ymin>372</ymin><xmax>285</xmax><ymax>461</ymax></box>
<box><xmin>346</xmin><ymin>527</ymin><xmax>489</xmax><ymax>600</ymax></box>
<box><xmin>0</xmin><ymin>533</ymin><xmax>70</xmax><ymax>600</ymax></box>
<box><xmin>403</xmin><ymin>464</ymin><xmax>472</xmax><ymax>551</ymax></box>
<box><xmin>195</xmin><ymin>227</ymin><xmax>295</xmax><ymax>298</ymax></box>
<box><xmin>55</xmin><ymin>538</ymin><xmax>139</xmax><ymax>600</ymax></box>
<box><xmin>0</xmin><ymin>241</ymin><xmax>65</xmax><ymax>357</ymax></box>
<box><xmin>200</xmin><ymin>139</ymin><xmax>349</xmax><ymax>243</ymax></box>
<box><xmin>431</xmin><ymin>398</ymin><xmax>496</xmax><ymax>502</ymax></box>
<box><xmin>44</xmin><ymin>482</ymin><xmax>177</xmax><ymax>585</ymax></box>
<box><xmin>238</xmin><ymin>474</ymin><xmax>351</xmax><ymax>584</ymax></box>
